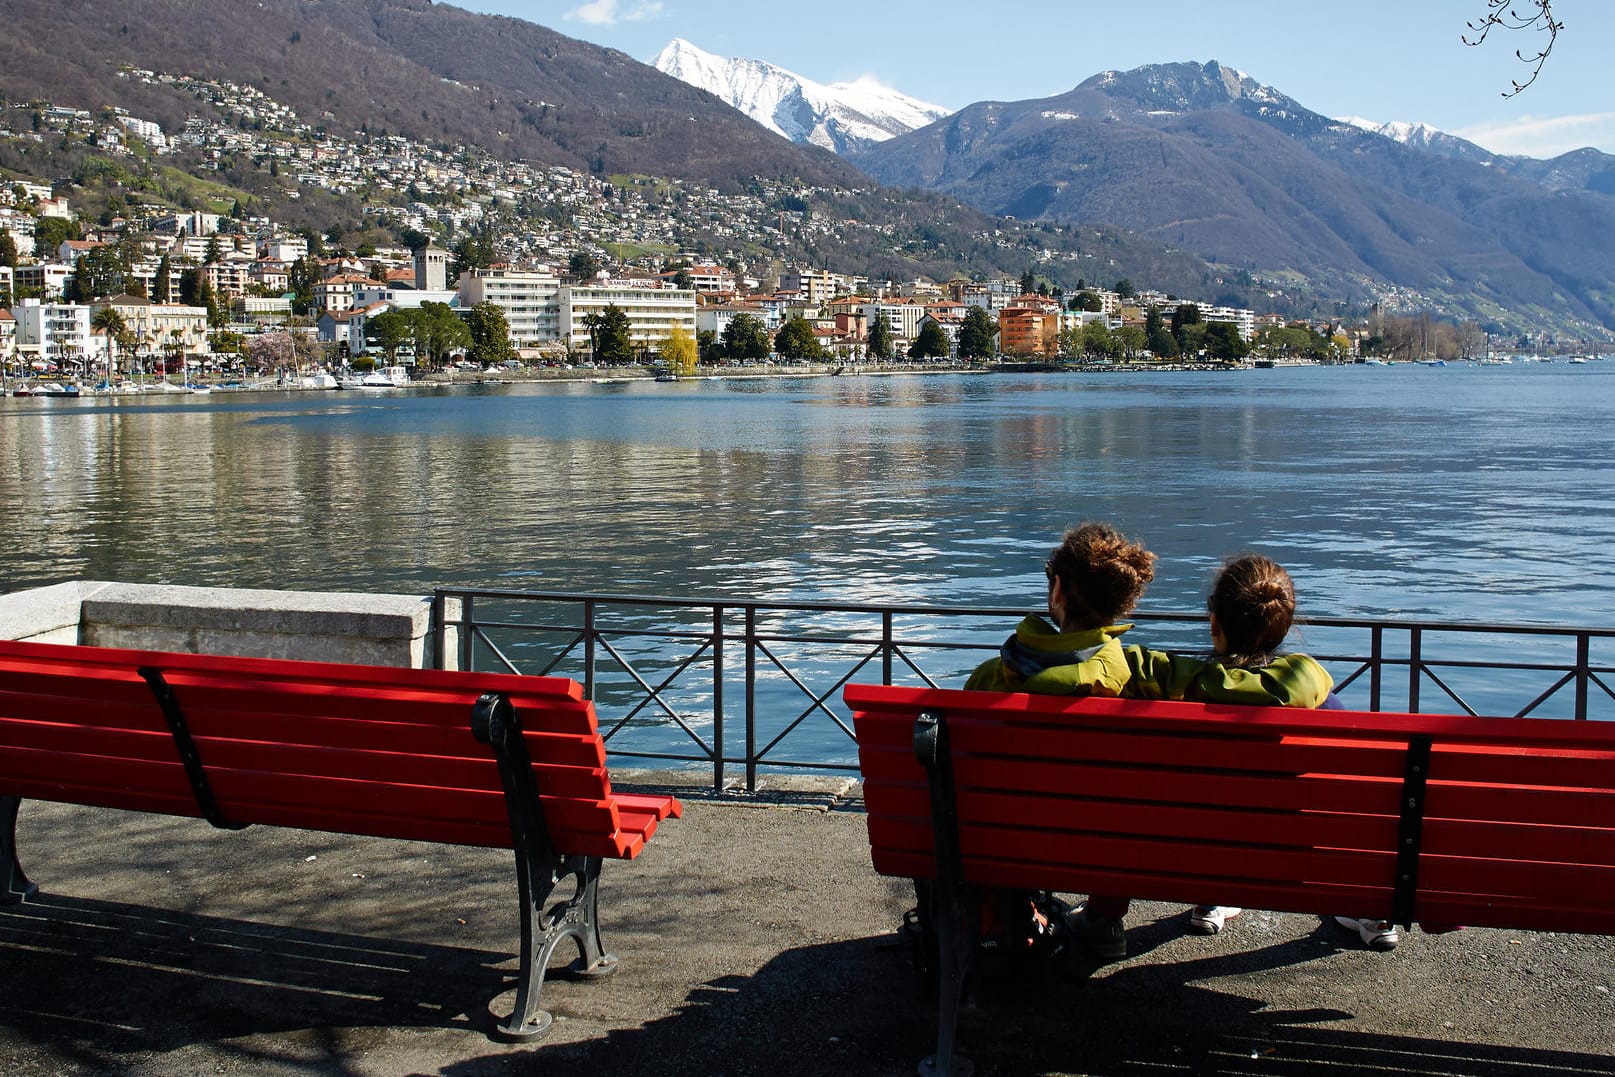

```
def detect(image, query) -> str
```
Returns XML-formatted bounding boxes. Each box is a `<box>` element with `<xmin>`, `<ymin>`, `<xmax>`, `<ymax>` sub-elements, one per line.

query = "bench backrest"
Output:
<box><xmin>0</xmin><ymin>639</ymin><xmax>657</xmax><ymax>859</ymax></box>
<box><xmin>847</xmin><ymin>684</ymin><xmax>1615</xmax><ymax>935</ymax></box>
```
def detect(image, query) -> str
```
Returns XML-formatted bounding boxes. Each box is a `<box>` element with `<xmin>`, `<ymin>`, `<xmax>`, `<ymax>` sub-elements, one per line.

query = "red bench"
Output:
<box><xmin>846</xmin><ymin>683</ymin><xmax>1615</xmax><ymax>1076</ymax></box>
<box><xmin>0</xmin><ymin>638</ymin><xmax>680</xmax><ymax>1040</ymax></box>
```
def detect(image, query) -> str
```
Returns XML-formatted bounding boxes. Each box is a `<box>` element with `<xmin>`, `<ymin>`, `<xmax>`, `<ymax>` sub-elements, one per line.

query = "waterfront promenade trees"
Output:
<box><xmin>957</xmin><ymin>306</ymin><xmax>996</xmax><ymax>360</ymax></box>
<box><xmin>775</xmin><ymin>316</ymin><xmax>823</xmax><ymax>361</ymax></box>
<box><xmin>465</xmin><ymin>301</ymin><xmax>515</xmax><ymax>366</ymax></box>
<box><xmin>722</xmin><ymin>313</ymin><xmax>770</xmax><ymax>362</ymax></box>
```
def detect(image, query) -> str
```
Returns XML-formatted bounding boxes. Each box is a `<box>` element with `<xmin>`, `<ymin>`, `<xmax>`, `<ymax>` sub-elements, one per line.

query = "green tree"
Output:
<box><xmin>697</xmin><ymin>329</ymin><xmax>723</xmax><ymax>365</ymax></box>
<box><xmin>0</xmin><ymin>232</ymin><xmax>16</xmax><ymax>269</ymax></box>
<box><xmin>1077</xmin><ymin>320</ymin><xmax>1115</xmax><ymax>358</ymax></box>
<box><xmin>67</xmin><ymin>246</ymin><xmax>127</xmax><ymax>302</ymax></box>
<box><xmin>91</xmin><ymin>306</ymin><xmax>127</xmax><ymax>376</ymax></box>
<box><xmin>568</xmin><ymin>251</ymin><xmax>603</xmax><ymax>281</ymax></box>
<box><xmin>452</xmin><ymin>234</ymin><xmax>496</xmax><ymax>278</ymax></box>
<box><xmin>1170</xmin><ymin>303</ymin><xmax>1203</xmax><ymax>350</ymax></box>
<box><xmin>1116</xmin><ymin>324</ymin><xmax>1147</xmax><ymax>359</ymax></box>
<box><xmin>774</xmin><ymin>316</ymin><xmax>823</xmax><ymax>360</ymax></box>
<box><xmin>203</xmin><ymin>234</ymin><xmax>222</xmax><ymax>265</ymax></box>
<box><xmin>1204</xmin><ymin>322</ymin><xmax>1249</xmax><ymax>362</ymax></box>
<box><xmin>33</xmin><ymin>216</ymin><xmax>78</xmax><ymax>255</ymax></box>
<box><xmin>368</xmin><ymin>309</ymin><xmax>412</xmax><ymax>361</ymax></box>
<box><xmin>908</xmin><ymin>321</ymin><xmax>951</xmax><ymax>360</ymax></box>
<box><xmin>152</xmin><ymin>254</ymin><xmax>172</xmax><ymax>303</ymax></box>
<box><xmin>288</xmin><ymin>255</ymin><xmax>320</xmax><ymax>316</ymax></box>
<box><xmin>722</xmin><ymin>312</ymin><xmax>770</xmax><ymax>361</ymax></box>
<box><xmin>407</xmin><ymin>302</ymin><xmax>472</xmax><ymax>368</ymax></box>
<box><xmin>662</xmin><ymin>325</ymin><xmax>698</xmax><ymax>377</ymax></box>
<box><xmin>465</xmin><ymin>301</ymin><xmax>515</xmax><ymax>365</ymax></box>
<box><xmin>1071</xmin><ymin>291</ymin><xmax>1103</xmax><ymax>312</ymax></box>
<box><xmin>583</xmin><ymin>304</ymin><xmax>633</xmax><ymax>364</ymax></box>
<box><xmin>866</xmin><ymin>314</ymin><xmax>893</xmax><ymax>361</ymax></box>
<box><xmin>956</xmin><ymin>306</ymin><xmax>996</xmax><ymax>360</ymax></box>
<box><xmin>1113</xmin><ymin>279</ymin><xmax>1136</xmax><ymax>300</ymax></box>
<box><xmin>672</xmin><ymin>268</ymin><xmax>694</xmax><ymax>291</ymax></box>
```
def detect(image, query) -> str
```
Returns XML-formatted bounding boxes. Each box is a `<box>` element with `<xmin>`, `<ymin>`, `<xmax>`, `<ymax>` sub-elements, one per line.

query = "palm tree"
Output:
<box><xmin>91</xmin><ymin>307</ymin><xmax>127</xmax><ymax>382</ymax></box>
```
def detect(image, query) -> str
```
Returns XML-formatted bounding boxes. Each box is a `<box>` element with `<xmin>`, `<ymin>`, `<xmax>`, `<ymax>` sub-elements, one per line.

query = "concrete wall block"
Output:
<box><xmin>3</xmin><ymin>581</ymin><xmax>435</xmax><ymax>668</ymax></box>
<box><xmin>0</xmin><ymin>581</ymin><xmax>111</xmax><ymax>642</ymax></box>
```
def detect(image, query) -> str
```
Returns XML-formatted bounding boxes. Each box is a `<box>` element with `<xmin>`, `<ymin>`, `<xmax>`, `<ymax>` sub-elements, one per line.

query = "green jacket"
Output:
<box><xmin>1120</xmin><ymin>646</ymin><xmax>1334</xmax><ymax>708</ymax></box>
<box><xmin>965</xmin><ymin>617</ymin><xmax>1135</xmax><ymax>696</ymax></box>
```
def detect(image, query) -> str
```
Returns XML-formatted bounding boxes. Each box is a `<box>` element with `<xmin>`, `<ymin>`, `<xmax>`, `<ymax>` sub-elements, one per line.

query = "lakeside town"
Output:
<box><xmin>1</xmin><ymin>70</ymin><xmax>1607</xmax><ymax>393</ymax></box>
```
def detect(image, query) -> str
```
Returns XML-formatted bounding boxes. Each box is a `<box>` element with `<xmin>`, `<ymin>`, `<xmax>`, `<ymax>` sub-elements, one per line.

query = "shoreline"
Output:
<box><xmin>7</xmin><ymin>355</ymin><xmax>1601</xmax><ymax>398</ymax></box>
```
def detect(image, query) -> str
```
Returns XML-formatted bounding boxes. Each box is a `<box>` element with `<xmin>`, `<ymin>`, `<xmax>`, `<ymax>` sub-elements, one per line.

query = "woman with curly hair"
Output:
<box><xmin>965</xmin><ymin>522</ymin><xmax>1156</xmax><ymax>696</ymax></box>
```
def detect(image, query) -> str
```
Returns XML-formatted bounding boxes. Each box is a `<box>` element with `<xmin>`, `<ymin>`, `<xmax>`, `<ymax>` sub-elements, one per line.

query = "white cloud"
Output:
<box><xmin>1454</xmin><ymin>111</ymin><xmax>1615</xmax><ymax>158</ymax></box>
<box><xmin>564</xmin><ymin>0</ymin><xmax>664</xmax><ymax>25</ymax></box>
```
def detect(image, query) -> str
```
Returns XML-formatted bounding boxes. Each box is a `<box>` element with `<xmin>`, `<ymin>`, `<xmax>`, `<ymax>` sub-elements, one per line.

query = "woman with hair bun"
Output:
<box><xmin>1122</xmin><ymin>554</ymin><xmax>1399</xmax><ymax>951</ymax></box>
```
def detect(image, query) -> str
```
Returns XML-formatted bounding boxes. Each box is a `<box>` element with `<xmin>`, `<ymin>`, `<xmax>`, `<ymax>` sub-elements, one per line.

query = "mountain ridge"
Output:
<box><xmin>848</xmin><ymin>60</ymin><xmax>1615</xmax><ymax>332</ymax></box>
<box><xmin>651</xmin><ymin>38</ymin><xmax>950</xmax><ymax>154</ymax></box>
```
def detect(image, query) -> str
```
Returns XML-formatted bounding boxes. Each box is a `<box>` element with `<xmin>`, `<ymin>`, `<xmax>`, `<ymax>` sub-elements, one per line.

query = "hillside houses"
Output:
<box><xmin>0</xmin><ymin>75</ymin><xmax>1287</xmax><ymax>373</ymax></box>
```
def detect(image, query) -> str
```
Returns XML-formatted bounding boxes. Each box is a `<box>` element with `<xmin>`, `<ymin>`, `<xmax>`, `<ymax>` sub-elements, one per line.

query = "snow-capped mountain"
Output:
<box><xmin>1337</xmin><ymin>116</ymin><xmax>1498</xmax><ymax>163</ymax></box>
<box><xmin>652</xmin><ymin>38</ymin><xmax>951</xmax><ymax>155</ymax></box>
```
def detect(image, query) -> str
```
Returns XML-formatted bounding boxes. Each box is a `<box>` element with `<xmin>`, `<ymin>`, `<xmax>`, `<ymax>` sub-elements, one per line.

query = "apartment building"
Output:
<box><xmin>92</xmin><ymin>295</ymin><xmax>209</xmax><ymax>356</ymax></box>
<box><xmin>12</xmin><ymin>263</ymin><xmax>74</xmax><ymax>301</ymax></box>
<box><xmin>779</xmin><ymin>268</ymin><xmax>844</xmax><ymax>305</ymax></box>
<box><xmin>13</xmin><ymin>299</ymin><xmax>92</xmax><ymax>369</ymax></box>
<box><xmin>560</xmin><ymin>281</ymin><xmax>696</xmax><ymax>353</ymax></box>
<box><xmin>458</xmin><ymin>267</ymin><xmax>563</xmax><ymax>345</ymax></box>
<box><xmin>998</xmin><ymin>307</ymin><xmax>1050</xmax><ymax>357</ymax></box>
<box><xmin>862</xmin><ymin>299</ymin><xmax>929</xmax><ymax>343</ymax></box>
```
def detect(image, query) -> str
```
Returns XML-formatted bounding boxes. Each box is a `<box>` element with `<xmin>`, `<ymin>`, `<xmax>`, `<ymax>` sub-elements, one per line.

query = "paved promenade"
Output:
<box><xmin>1</xmin><ymin>778</ymin><xmax>1610</xmax><ymax>1076</ymax></box>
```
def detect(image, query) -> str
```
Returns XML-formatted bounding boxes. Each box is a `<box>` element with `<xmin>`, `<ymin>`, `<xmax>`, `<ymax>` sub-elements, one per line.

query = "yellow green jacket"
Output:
<box><xmin>1120</xmin><ymin>646</ymin><xmax>1334</xmax><ymax>708</ymax></box>
<box><xmin>965</xmin><ymin>617</ymin><xmax>1134</xmax><ymax>696</ymax></box>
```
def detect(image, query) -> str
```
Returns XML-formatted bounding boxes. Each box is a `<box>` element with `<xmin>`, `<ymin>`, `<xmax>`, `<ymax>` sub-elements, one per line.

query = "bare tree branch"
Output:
<box><xmin>1462</xmin><ymin>0</ymin><xmax>1564</xmax><ymax>96</ymax></box>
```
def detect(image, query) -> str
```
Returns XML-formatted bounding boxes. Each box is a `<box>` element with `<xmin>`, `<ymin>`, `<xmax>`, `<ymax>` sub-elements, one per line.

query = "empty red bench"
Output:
<box><xmin>0</xmin><ymin>638</ymin><xmax>680</xmax><ymax>1039</ymax></box>
<box><xmin>846</xmin><ymin>683</ymin><xmax>1615</xmax><ymax>1076</ymax></box>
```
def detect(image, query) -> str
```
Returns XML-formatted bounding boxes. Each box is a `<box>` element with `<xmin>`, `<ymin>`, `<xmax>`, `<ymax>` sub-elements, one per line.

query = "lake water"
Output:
<box><xmin>5</xmin><ymin>364</ymin><xmax>1612</xmax><ymax>622</ymax></box>
<box><xmin>4</xmin><ymin>364</ymin><xmax>1613</xmax><ymax>761</ymax></box>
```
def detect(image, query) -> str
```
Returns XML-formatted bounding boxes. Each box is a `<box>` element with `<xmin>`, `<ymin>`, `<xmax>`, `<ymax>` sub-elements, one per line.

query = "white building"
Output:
<box><xmin>1202</xmin><ymin>305</ymin><xmax>1257</xmax><ymax>341</ymax></box>
<box><xmin>12</xmin><ymin>263</ymin><xmax>74</xmax><ymax>301</ymax></box>
<box><xmin>863</xmin><ymin>300</ymin><xmax>929</xmax><ymax>343</ymax></box>
<box><xmin>260</xmin><ymin>237</ymin><xmax>310</xmax><ymax>263</ymax></box>
<box><xmin>457</xmin><ymin>267</ymin><xmax>562</xmax><ymax>345</ymax></box>
<box><xmin>560</xmin><ymin>281</ymin><xmax>696</xmax><ymax>355</ymax></box>
<box><xmin>13</xmin><ymin>299</ymin><xmax>92</xmax><ymax>371</ymax></box>
<box><xmin>779</xmin><ymin>268</ymin><xmax>846</xmax><ymax>305</ymax></box>
<box><xmin>694</xmin><ymin>303</ymin><xmax>769</xmax><ymax>340</ymax></box>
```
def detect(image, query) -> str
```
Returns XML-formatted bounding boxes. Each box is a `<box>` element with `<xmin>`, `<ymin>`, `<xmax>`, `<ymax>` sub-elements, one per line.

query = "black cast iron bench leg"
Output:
<box><xmin>473</xmin><ymin>692</ymin><xmax>618</xmax><ymax>1040</ymax></box>
<box><xmin>1</xmin><ymin>796</ymin><xmax>37</xmax><ymax>905</ymax></box>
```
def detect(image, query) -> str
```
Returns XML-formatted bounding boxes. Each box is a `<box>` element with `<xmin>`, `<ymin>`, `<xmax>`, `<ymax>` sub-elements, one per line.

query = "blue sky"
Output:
<box><xmin>456</xmin><ymin>1</ymin><xmax>1613</xmax><ymax>158</ymax></box>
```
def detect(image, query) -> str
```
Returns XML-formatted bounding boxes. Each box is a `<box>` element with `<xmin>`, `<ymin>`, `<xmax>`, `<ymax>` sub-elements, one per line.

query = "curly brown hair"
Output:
<box><xmin>1207</xmin><ymin>554</ymin><xmax>1296</xmax><ymax>667</ymax></box>
<box><xmin>1045</xmin><ymin>522</ymin><xmax>1156</xmax><ymax>628</ymax></box>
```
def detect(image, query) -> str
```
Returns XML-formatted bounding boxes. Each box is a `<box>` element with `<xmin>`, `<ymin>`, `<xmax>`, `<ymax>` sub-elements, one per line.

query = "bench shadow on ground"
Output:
<box><xmin>3</xmin><ymin>892</ymin><xmax>1612</xmax><ymax>1077</ymax></box>
<box><xmin>437</xmin><ymin>914</ymin><xmax>1615</xmax><ymax>1077</ymax></box>
<box><xmin>0</xmin><ymin>891</ymin><xmax>514</xmax><ymax>1054</ymax></box>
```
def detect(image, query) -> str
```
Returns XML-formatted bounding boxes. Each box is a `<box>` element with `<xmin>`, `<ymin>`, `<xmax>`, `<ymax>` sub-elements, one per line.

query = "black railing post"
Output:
<box><xmin>1576</xmin><ymin>631</ymin><xmax>1590</xmax><ymax>721</ymax></box>
<box><xmin>458</xmin><ymin>593</ymin><xmax>476</xmax><ymax>673</ymax></box>
<box><xmin>712</xmin><ymin>604</ymin><xmax>725</xmax><ymax>791</ymax></box>
<box><xmin>1369</xmin><ymin>626</ymin><xmax>1383</xmax><ymax>712</ymax></box>
<box><xmin>745</xmin><ymin>605</ymin><xmax>758</xmax><ymax>793</ymax></box>
<box><xmin>882</xmin><ymin>609</ymin><xmax>894</xmax><ymax>685</ymax></box>
<box><xmin>582</xmin><ymin>599</ymin><xmax>597</xmax><ymax>700</ymax></box>
<box><xmin>1409</xmin><ymin>627</ymin><xmax>1423</xmax><ymax>713</ymax></box>
<box><xmin>431</xmin><ymin>590</ymin><xmax>446</xmax><ymax>671</ymax></box>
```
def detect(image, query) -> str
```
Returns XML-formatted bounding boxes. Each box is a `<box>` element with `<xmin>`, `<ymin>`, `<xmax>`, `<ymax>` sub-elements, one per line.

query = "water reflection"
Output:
<box><xmin>1</xmin><ymin>366</ymin><xmax>1612</xmax><ymax>633</ymax></box>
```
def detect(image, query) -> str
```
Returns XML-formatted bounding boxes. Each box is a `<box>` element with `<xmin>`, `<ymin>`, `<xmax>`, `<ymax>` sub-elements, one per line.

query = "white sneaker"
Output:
<box><xmin>1334</xmin><ymin>916</ymin><xmax>1399</xmax><ymax>951</ymax></box>
<box><xmin>1187</xmin><ymin>905</ymin><xmax>1241</xmax><ymax>935</ymax></box>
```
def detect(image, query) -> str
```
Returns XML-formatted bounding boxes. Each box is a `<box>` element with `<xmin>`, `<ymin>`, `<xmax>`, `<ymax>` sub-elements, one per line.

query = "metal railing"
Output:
<box><xmin>431</xmin><ymin>588</ymin><xmax>1615</xmax><ymax>792</ymax></box>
